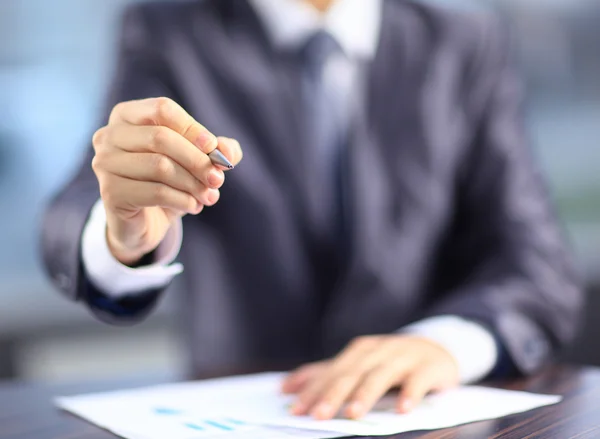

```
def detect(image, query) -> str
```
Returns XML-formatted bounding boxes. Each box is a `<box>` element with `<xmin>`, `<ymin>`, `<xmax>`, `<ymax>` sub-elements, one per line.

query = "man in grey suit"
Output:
<box><xmin>42</xmin><ymin>0</ymin><xmax>583</xmax><ymax>420</ymax></box>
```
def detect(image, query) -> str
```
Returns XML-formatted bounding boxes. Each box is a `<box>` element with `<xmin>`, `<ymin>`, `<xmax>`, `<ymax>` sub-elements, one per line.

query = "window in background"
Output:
<box><xmin>505</xmin><ymin>0</ymin><xmax>600</xmax><ymax>279</ymax></box>
<box><xmin>0</xmin><ymin>0</ymin><xmax>182</xmax><ymax>381</ymax></box>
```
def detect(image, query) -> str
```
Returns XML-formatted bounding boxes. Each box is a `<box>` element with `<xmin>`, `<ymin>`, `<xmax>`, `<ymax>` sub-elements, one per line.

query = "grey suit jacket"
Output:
<box><xmin>42</xmin><ymin>0</ymin><xmax>583</xmax><ymax>376</ymax></box>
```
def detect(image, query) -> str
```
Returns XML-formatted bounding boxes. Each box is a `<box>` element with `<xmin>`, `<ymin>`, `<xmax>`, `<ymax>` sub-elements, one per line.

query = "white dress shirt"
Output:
<box><xmin>82</xmin><ymin>0</ymin><xmax>498</xmax><ymax>384</ymax></box>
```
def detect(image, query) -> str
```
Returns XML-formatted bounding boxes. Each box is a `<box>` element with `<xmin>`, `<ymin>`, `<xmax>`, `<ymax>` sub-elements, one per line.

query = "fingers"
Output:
<box><xmin>291</xmin><ymin>340</ymin><xmax>370</xmax><ymax>416</ymax></box>
<box><xmin>94</xmin><ymin>124</ymin><xmax>225</xmax><ymax>189</ymax></box>
<box><xmin>101</xmin><ymin>175</ymin><xmax>203</xmax><ymax>215</ymax></box>
<box><xmin>282</xmin><ymin>363</ymin><xmax>325</xmax><ymax>395</ymax></box>
<box><xmin>102</xmin><ymin>175</ymin><xmax>203</xmax><ymax>217</ymax></box>
<box><xmin>109</xmin><ymin>97</ymin><xmax>218</xmax><ymax>154</ymax></box>
<box><xmin>293</xmin><ymin>337</ymin><xmax>389</xmax><ymax>420</ymax></box>
<box><xmin>307</xmin><ymin>373</ymin><xmax>362</xmax><ymax>420</ymax></box>
<box><xmin>345</xmin><ymin>360</ymin><xmax>413</xmax><ymax>419</ymax></box>
<box><xmin>397</xmin><ymin>366</ymin><xmax>437</xmax><ymax>414</ymax></box>
<box><xmin>93</xmin><ymin>151</ymin><xmax>220</xmax><ymax>206</ymax></box>
<box><xmin>105</xmin><ymin>98</ymin><xmax>243</xmax><ymax>175</ymax></box>
<box><xmin>285</xmin><ymin>332</ymin><xmax>464</xmax><ymax>422</ymax></box>
<box><xmin>288</xmin><ymin>335</ymin><xmax>462</xmax><ymax>421</ymax></box>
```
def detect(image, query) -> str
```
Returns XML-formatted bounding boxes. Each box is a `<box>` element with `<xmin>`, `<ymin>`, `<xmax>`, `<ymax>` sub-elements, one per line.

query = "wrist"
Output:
<box><xmin>105</xmin><ymin>228</ymin><xmax>146</xmax><ymax>266</ymax></box>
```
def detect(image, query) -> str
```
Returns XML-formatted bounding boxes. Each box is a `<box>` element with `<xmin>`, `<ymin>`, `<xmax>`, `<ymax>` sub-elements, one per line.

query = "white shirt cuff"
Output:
<box><xmin>81</xmin><ymin>199</ymin><xmax>184</xmax><ymax>298</ymax></box>
<box><xmin>401</xmin><ymin>315</ymin><xmax>499</xmax><ymax>384</ymax></box>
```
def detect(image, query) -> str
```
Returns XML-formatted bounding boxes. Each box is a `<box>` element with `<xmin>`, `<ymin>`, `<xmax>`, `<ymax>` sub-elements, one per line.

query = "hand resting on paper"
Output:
<box><xmin>282</xmin><ymin>335</ymin><xmax>459</xmax><ymax>420</ymax></box>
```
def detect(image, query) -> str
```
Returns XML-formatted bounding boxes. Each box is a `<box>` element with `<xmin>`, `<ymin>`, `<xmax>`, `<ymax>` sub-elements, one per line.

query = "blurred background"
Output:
<box><xmin>0</xmin><ymin>0</ymin><xmax>598</xmax><ymax>382</ymax></box>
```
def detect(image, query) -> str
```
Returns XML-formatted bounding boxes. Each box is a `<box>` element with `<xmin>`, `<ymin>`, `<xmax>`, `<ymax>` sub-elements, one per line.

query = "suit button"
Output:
<box><xmin>55</xmin><ymin>273</ymin><xmax>71</xmax><ymax>290</ymax></box>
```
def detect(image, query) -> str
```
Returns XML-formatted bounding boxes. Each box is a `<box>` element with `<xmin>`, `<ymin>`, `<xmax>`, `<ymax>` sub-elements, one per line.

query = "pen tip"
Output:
<box><xmin>208</xmin><ymin>149</ymin><xmax>235</xmax><ymax>170</ymax></box>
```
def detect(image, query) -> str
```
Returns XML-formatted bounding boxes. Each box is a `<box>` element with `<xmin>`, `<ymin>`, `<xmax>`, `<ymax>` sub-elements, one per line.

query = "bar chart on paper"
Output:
<box><xmin>152</xmin><ymin>407</ymin><xmax>251</xmax><ymax>435</ymax></box>
<box><xmin>57</xmin><ymin>393</ymin><xmax>342</xmax><ymax>439</ymax></box>
<box><xmin>56</xmin><ymin>373</ymin><xmax>561</xmax><ymax>438</ymax></box>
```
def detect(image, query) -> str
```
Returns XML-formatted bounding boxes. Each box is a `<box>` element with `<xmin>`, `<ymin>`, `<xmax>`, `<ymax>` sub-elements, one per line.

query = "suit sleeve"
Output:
<box><xmin>425</xmin><ymin>18</ymin><xmax>584</xmax><ymax>375</ymax></box>
<box><xmin>41</xmin><ymin>4</ymin><xmax>181</xmax><ymax>323</ymax></box>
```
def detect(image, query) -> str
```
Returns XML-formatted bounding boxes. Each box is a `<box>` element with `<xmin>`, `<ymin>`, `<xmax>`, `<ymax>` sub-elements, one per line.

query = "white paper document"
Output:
<box><xmin>56</xmin><ymin>372</ymin><xmax>561</xmax><ymax>438</ymax></box>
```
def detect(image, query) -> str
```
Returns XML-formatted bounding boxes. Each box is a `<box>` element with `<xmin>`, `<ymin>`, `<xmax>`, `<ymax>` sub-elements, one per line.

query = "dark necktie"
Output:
<box><xmin>301</xmin><ymin>31</ymin><xmax>353</xmax><ymax>247</ymax></box>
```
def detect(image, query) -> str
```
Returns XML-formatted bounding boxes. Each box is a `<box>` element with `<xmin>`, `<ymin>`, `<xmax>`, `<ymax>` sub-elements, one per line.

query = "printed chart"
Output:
<box><xmin>56</xmin><ymin>372</ymin><xmax>561</xmax><ymax>438</ymax></box>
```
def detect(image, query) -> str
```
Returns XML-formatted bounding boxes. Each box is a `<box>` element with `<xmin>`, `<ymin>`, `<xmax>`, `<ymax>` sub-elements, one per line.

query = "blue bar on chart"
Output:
<box><xmin>183</xmin><ymin>418</ymin><xmax>248</xmax><ymax>434</ymax></box>
<box><xmin>204</xmin><ymin>420</ymin><xmax>234</xmax><ymax>431</ymax></box>
<box><xmin>154</xmin><ymin>407</ymin><xmax>184</xmax><ymax>416</ymax></box>
<box><xmin>185</xmin><ymin>422</ymin><xmax>206</xmax><ymax>431</ymax></box>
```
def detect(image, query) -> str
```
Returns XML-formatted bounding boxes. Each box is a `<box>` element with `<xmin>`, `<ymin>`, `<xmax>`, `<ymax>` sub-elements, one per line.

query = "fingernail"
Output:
<box><xmin>291</xmin><ymin>402</ymin><xmax>306</xmax><ymax>415</ymax></box>
<box><xmin>399</xmin><ymin>399</ymin><xmax>412</xmax><ymax>413</ymax></box>
<box><xmin>206</xmin><ymin>189</ymin><xmax>220</xmax><ymax>206</ymax></box>
<box><xmin>191</xmin><ymin>202</ymin><xmax>203</xmax><ymax>215</ymax></box>
<box><xmin>196</xmin><ymin>132</ymin><xmax>217</xmax><ymax>151</ymax></box>
<box><xmin>347</xmin><ymin>402</ymin><xmax>363</xmax><ymax>419</ymax></box>
<box><xmin>313</xmin><ymin>403</ymin><xmax>334</xmax><ymax>420</ymax></box>
<box><xmin>207</xmin><ymin>169</ymin><xmax>224</xmax><ymax>188</ymax></box>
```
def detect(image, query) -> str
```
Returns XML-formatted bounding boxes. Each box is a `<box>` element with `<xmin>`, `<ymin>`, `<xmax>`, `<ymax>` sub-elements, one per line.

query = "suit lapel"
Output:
<box><xmin>344</xmin><ymin>0</ymin><xmax>409</xmax><ymax>276</ymax></box>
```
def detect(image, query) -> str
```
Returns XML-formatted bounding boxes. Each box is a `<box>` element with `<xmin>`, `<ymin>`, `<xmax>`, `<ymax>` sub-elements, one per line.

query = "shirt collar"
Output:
<box><xmin>247</xmin><ymin>0</ymin><xmax>383</xmax><ymax>60</ymax></box>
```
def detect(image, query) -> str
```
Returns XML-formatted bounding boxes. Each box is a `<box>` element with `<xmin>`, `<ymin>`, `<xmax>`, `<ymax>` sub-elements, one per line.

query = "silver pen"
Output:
<box><xmin>208</xmin><ymin>149</ymin><xmax>235</xmax><ymax>170</ymax></box>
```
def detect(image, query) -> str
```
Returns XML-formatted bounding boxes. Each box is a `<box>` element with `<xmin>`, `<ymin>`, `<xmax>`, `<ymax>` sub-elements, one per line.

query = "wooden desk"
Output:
<box><xmin>1</xmin><ymin>365</ymin><xmax>599</xmax><ymax>439</ymax></box>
